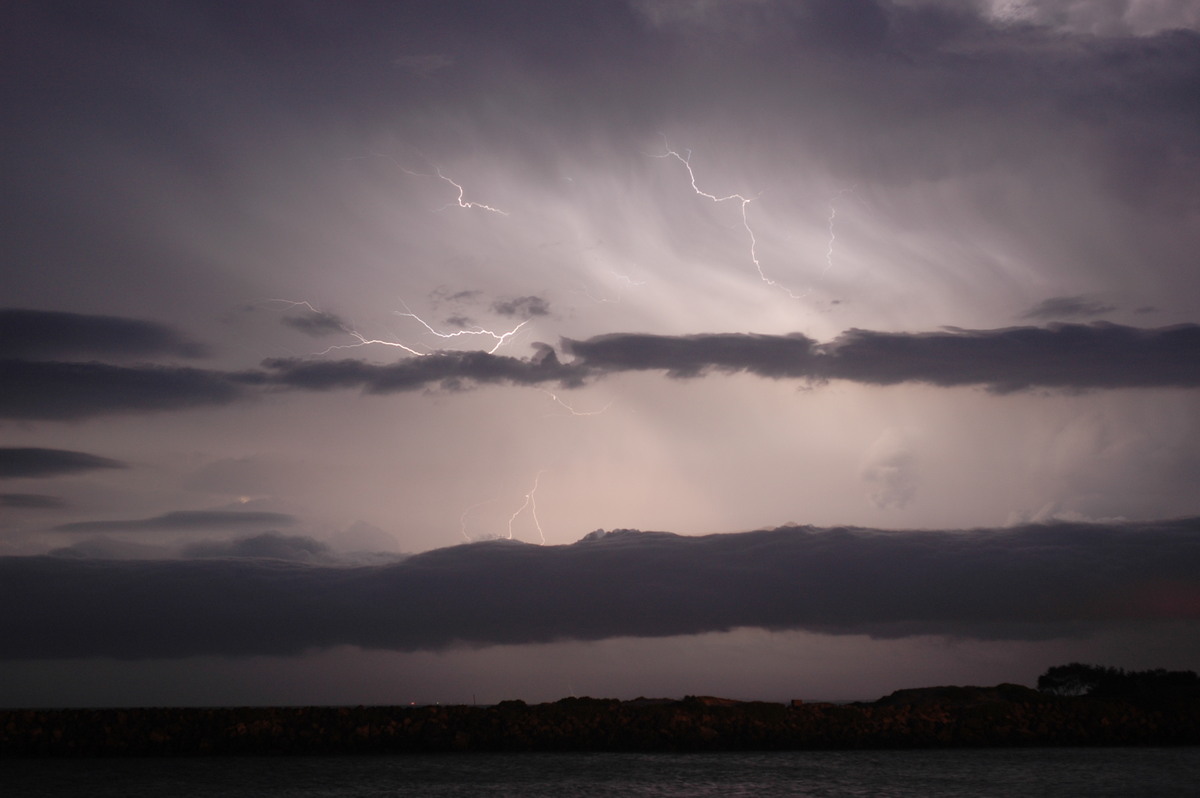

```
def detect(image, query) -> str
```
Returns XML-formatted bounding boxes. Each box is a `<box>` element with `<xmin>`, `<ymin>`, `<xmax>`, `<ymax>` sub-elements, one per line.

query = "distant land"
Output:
<box><xmin>4</xmin><ymin>680</ymin><xmax>1198</xmax><ymax>756</ymax></box>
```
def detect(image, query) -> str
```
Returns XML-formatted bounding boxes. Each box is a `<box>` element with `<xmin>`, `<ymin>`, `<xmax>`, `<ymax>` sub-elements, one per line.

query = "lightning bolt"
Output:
<box><xmin>432</xmin><ymin>167</ymin><xmax>509</xmax><ymax>216</ymax></box>
<box><xmin>541</xmin><ymin>389</ymin><xmax>612</xmax><ymax>416</ymax></box>
<box><xmin>507</xmin><ymin>470</ymin><xmax>546</xmax><ymax>544</ymax></box>
<box><xmin>824</xmin><ymin>186</ymin><xmax>857</xmax><ymax>275</ymax></box>
<box><xmin>265</xmin><ymin>299</ymin><xmax>323</xmax><ymax>314</ymax></box>
<box><xmin>270</xmin><ymin>299</ymin><xmax>528</xmax><ymax>358</ymax></box>
<box><xmin>317</xmin><ymin>332</ymin><xmax>426</xmax><ymax>357</ymax></box>
<box><xmin>393</xmin><ymin>302</ymin><xmax>529</xmax><ymax>354</ymax></box>
<box><xmin>261</xmin><ymin>299</ymin><xmax>429</xmax><ymax>355</ymax></box>
<box><xmin>356</xmin><ymin>151</ymin><xmax>509</xmax><ymax>216</ymax></box>
<box><xmin>653</xmin><ymin>138</ymin><xmax>806</xmax><ymax>299</ymax></box>
<box><xmin>459</xmin><ymin>498</ymin><xmax>498</xmax><ymax>543</ymax></box>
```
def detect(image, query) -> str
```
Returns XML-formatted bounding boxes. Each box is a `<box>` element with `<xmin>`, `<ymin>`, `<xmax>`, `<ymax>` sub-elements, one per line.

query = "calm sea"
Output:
<box><xmin>4</xmin><ymin>748</ymin><xmax>1198</xmax><ymax>797</ymax></box>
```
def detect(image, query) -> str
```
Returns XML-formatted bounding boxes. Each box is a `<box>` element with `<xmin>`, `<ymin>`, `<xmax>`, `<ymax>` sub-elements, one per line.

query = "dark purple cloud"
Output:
<box><xmin>256</xmin><ymin>322</ymin><xmax>1200</xmax><ymax>397</ymax></box>
<box><xmin>179</xmin><ymin>532</ymin><xmax>335</xmax><ymax>563</ymax></box>
<box><xmin>55</xmin><ymin>510</ymin><xmax>297</xmax><ymax>534</ymax></box>
<box><xmin>281</xmin><ymin>311</ymin><xmax>348</xmax><ymax>338</ymax></box>
<box><xmin>0</xmin><ymin>360</ymin><xmax>256</xmax><ymax>420</ymax></box>
<box><xmin>565</xmin><ymin>323</ymin><xmax>1200</xmax><ymax>392</ymax></box>
<box><xmin>262</xmin><ymin>343</ymin><xmax>580</xmax><ymax>393</ymax></box>
<box><xmin>1</xmin><ymin>517</ymin><xmax>1196</xmax><ymax>659</ymax></box>
<box><xmin>0</xmin><ymin>447</ymin><xmax>126</xmax><ymax>479</ymax></box>
<box><xmin>0</xmin><ymin>493</ymin><xmax>68</xmax><ymax>509</ymax></box>
<box><xmin>0</xmin><ymin>309</ymin><xmax>207</xmax><ymax>360</ymax></box>
<box><xmin>6</xmin><ymin>322</ymin><xmax>1195</xmax><ymax>421</ymax></box>
<box><xmin>564</xmin><ymin>332</ymin><xmax>820</xmax><ymax>379</ymax></box>
<box><xmin>491</xmin><ymin>295</ymin><xmax>551</xmax><ymax>318</ymax></box>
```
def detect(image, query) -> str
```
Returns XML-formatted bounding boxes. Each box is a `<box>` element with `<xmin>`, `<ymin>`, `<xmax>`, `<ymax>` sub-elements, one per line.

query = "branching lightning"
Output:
<box><xmin>265</xmin><ymin>299</ymin><xmax>324</xmax><ymax>314</ymax></box>
<box><xmin>272</xmin><ymin>298</ymin><xmax>528</xmax><ymax>357</ymax></box>
<box><xmin>317</xmin><ymin>332</ymin><xmax>426</xmax><ymax>357</ymax></box>
<box><xmin>507</xmin><ymin>470</ymin><xmax>546</xmax><ymax>544</ymax></box>
<box><xmin>393</xmin><ymin>301</ymin><xmax>529</xmax><ymax>354</ymax></box>
<box><xmin>653</xmin><ymin>138</ymin><xmax>805</xmax><ymax>299</ymax></box>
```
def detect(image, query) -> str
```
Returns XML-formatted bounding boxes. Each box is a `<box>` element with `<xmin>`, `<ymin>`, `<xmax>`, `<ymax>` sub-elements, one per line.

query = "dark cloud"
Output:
<box><xmin>565</xmin><ymin>323</ymin><xmax>1200</xmax><ymax>392</ymax></box>
<box><xmin>437</xmin><ymin>290</ymin><xmax>483</xmax><ymax>303</ymax></box>
<box><xmin>0</xmin><ymin>360</ymin><xmax>257</xmax><ymax>420</ymax></box>
<box><xmin>2</xmin><ymin>518</ymin><xmax>1196</xmax><ymax>659</ymax></box>
<box><xmin>255</xmin><ymin>323</ymin><xmax>1200</xmax><ymax>397</ymax></box>
<box><xmin>55</xmin><ymin>510</ymin><xmax>297</xmax><ymax>534</ymax></box>
<box><xmin>48</xmin><ymin>538</ymin><xmax>171</xmax><ymax>561</ymax></box>
<box><xmin>281</xmin><ymin>311</ymin><xmax>348</xmax><ymax>338</ymax></box>
<box><xmin>0</xmin><ymin>448</ymin><xmax>126</xmax><ymax>479</ymax></box>
<box><xmin>0</xmin><ymin>309</ymin><xmax>207</xmax><ymax>360</ymax></box>
<box><xmin>0</xmin><ymin>493</ymin><xmax>67</xmax><ymax>509</ymax></box>
<box><xmin>491</xmin><ymin>296</ymin><xmax>551</xmax><ymax>318</ymax></box>
<box><xmin>180</xmin><ymin>533</ymin><xmax>334</xmax><ymax>563</ymax></box>
<box><xmin>263</xmin><ymin>343</ymin><xmax>581</xmax><ymax>393</ymax></box>
<box><xmin>10</xmin><ymin>322</ymin><xmax>1186</xmax><ymax>417</ymax></box>
<box><xmin>565</xmin><ymin>332</ymin><xmax>821</xmax><ymax>379</ymax></box>
<box><xmin>1021</xmin><ymin>296</ymin><xmax>1118</xmax><ymax>320</ymax></box>
<box><xmin>817</xmin><ymin>324</ymin><xmax>1200</xmax><ymax>391</ymax></box>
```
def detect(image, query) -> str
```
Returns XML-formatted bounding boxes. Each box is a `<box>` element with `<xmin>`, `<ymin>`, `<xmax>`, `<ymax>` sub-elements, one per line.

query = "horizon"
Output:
<box><xmin>2</xmin><ymin>0</ymin><xmax>1199</xmax><ymax>708</ymax></box>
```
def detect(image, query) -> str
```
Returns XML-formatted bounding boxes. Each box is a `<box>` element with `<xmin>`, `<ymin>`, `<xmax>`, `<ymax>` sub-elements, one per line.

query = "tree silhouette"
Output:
<box><xmin>1037</xmin><ymin>663</ymin><xmax>1199</xmax><ymax>697</ymax></box>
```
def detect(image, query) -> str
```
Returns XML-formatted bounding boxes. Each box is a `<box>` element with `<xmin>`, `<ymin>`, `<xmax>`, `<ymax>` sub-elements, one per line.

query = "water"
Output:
<box><xmin>4</xmin><ymin>748</ymin><xmax>1198</xmax><ymax>797</ymax></box>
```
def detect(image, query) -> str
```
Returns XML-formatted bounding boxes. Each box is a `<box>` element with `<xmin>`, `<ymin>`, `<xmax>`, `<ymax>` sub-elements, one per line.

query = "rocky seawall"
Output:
<box><xmin>3</xmin><ymin>685</ymin><xmax>1198</xmax><ymax>756</ymax></box>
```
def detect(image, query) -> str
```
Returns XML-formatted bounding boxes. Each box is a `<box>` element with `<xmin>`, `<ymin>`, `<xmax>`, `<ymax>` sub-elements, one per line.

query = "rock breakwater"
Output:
<box><xmin>3</xmin><ymin>685</ymin><xmax>1197</xmax><ymax>756</ymax></box>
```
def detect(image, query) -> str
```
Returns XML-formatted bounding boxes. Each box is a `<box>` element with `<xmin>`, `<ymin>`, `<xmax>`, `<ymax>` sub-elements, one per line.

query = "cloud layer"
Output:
<box><xmin>54</xmin><ymin>510</ymin><xmax>297</xmax><ymax>534</ymax></box>
<box><xmin>7</xmin><ymin>308</ymin><xmax>1197</xmax><ymax>422</ymax></box>
<box><xmin>3</xmin><ymin>518</ymin><xmax>1196</xmax><ymax>659</ymax></box>
<box><xmin>263</xmin><ymin>322</ymin><xmax>1200</xmax><ymax>395</ymax></box>
<box><xmin>0</xmin><ymin>447</ymin><xmax>126</xmax><ymax>479</ymax></box>
<box><xmin>0</xmin><ymin>309</ymin><xmax>208</xmax><ymax>360</ymax></box>
<box><xmin>566</xmin><ymin>324</ymin><xmax>1200</xmax><ymax>391</ymax></box>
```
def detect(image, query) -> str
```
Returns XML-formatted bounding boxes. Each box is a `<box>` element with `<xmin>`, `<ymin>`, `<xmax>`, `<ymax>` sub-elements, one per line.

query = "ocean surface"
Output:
<box><xmin>4</xmin><ymin>748</ymin><xmax>1199</xmax><ymax>797</ymax></box>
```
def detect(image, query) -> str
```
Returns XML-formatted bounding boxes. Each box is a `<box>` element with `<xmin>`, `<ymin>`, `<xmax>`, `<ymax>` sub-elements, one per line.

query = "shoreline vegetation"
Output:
<box><xmin>3</xmin><ymin>680</ymin><xmax>1199</xmax><ymax>756</ymax></box>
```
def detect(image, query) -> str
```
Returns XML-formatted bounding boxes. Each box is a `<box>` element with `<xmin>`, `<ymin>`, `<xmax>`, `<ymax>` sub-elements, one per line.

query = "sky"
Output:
<box><xmin>2</xmin><ymin>0</ymin><xmax>1199</xmax><ymax>707</ymax></box>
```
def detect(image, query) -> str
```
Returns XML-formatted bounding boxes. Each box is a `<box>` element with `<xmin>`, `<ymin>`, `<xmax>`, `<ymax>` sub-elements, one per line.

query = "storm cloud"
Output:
<box><xmin>281</xmin><ymin>311</ymin><xmax>349</xmax><ymax>338</ymax></box>
<box><xmin>3</xmin><ymin>1</ymin><xmax>1200</xmax><ymax>703</ymax></box>
<box><xmin>0</xmin><ymin>309</ymin><xmax>207</xmax><ymax>360</ymax></box>
<box><xmin>491</xmin><ymin>295</ymin><xmax>551</xmax><ymax>319</ymax></box>
<box><xmin>55</xmin><ymin>510</ymin><xmax>297</xmax><ymax>534</ymax></box>
<box><xmin>259</xmin><ymin>322</ymin><xmax>1200</xmax><ymax>397</ymax></box>
<box><xmin>566</xmin><ymin>323</ymin><xmax>1200</xmax><ymax>392</ymax></box>
<box><xmin>262</xmin><ymin>344</ymin><xmax>580</xmax><ymax>393</ymax></box>
<box><xmin>179</xmin><ymin>532</ymin><xmax>337</xmax><ymax>563</ymax></box>
<box><xmin>7</xmin><ymin>320</ymin><xmax>1196</xmax><ymax>422</ymax></box>
<box><xmin>0</xmin><ymin>360</ymin><xmax>256</xmax><ymax>420</ymax></box>
<box><xmin>0</xmin><ymin>447</ymin><xmax>126</xmax><ymax>479</ymax></box>
<box><xmin>0</xmin><ymin>493</ymin><xmax>68</xmax><ymax>509</ymax></box>
<box><xmin>2</xmin><ymin>518</ymin><xmax>1196</xmax><ymax>659</ymax></box>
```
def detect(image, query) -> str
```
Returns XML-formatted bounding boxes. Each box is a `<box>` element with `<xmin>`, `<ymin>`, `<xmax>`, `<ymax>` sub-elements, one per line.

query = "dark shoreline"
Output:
<box><xmin>3</xmin><ymin>684</ymin><xmax>1198</xmax><ymax>757</ymax></box>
